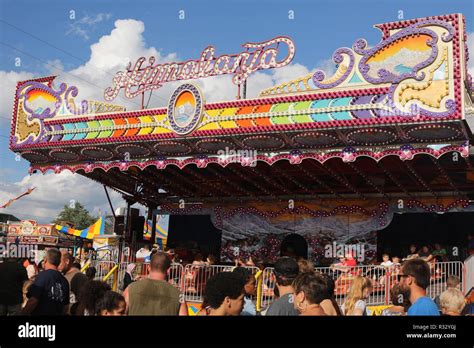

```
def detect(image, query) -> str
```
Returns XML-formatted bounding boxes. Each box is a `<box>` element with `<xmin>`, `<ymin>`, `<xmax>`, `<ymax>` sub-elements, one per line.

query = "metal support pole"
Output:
<box><xmin>73</xmin><ymin>237</ymin><xmax>77</xmax><ymax>257</ymax></box>
<box><xmin>103</xmin><ymin>185</ymin><xmax>116</xmax><ymax>219</ymax></box>
<box><xmin>146</xmin><ymin>202</ymin><xmax>157</xmax><ymax>247</ymax></box>
<box><xmin>121</xmin><ymin>198</ymin><xmax>133</xmax><ymax>262</ymax></box>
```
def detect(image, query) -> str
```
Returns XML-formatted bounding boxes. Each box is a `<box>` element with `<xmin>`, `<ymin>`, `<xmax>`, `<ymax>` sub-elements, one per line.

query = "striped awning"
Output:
<box><xmin>55</xmin><ymin>216</ymin><xmax>105</xmax><ymax>239</ymax></box>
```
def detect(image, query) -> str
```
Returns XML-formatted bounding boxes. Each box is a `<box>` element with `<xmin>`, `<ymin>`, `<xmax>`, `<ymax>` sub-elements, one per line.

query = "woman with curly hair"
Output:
<box><xmin>74</xmin><ymin>280</ymin><xmax>111</xmax><ymax>316</ymax></box>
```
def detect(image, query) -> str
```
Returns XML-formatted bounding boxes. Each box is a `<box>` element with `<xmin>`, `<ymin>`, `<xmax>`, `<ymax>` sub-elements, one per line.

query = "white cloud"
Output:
<box><xmin>78</xmin><ymin>13</ymin><xmax>112</xmax><ymax>26</ymax></box>
<box><xmin>66</xmin><ymin>12</ymin><xmax>112</xmax><ymax>41</ymax></box>
<box><xmin>44</xmin><ymin>59</ymin><xmax>64</xmax><ymax>76</ymax></box>
<box><xmin>61</xmin><ymin>19</ymin><xmax>178</xmax><ymax>110</ymax></box>
<box><xmin>191</xmin><ymin>65</ymin><xmax>311</xmax><ymax>103</ymax></box>
<box><xmin>66</xmin><ymin>25</ymin><xmax>90</xmax><ymax>41</ymax></box>
<box><xmin>0</xmin><ymin>70</ymin><xmax>35</xmax><ymax>128</ymax></box>
<box><xmin>314</xmin><ymin>58</ymin><xmax>336</xmax><ymax>78</ymax></box>
<box><xmin>271</xmin><ymin>63</ymin><xmax>312</xmax><ymax>85</ymax></box>
<box><xmin>0</xmin><ymin>172</ymin><xmax>134</xmax><ymax>223</ymax></box>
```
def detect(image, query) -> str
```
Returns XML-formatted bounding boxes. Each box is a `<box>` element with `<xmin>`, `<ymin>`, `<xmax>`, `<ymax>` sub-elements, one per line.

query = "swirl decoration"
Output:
<box><xmin>15</xmin><ymin>81</ymin><xmax>88</xmax><ymax>145</ymax></box>
<box><xmin>19</xmin><ymin>81</ymin><xmax>65</xmax><ymax>121</ymax></box>
<box><xmin>65</xmin><ymin>85</ymin><xmax>89</xmax><ymax>115</ymax></box>
<box><xmin>353</xmin><ymin>19</ymin><xmax>456</xmax><ymax>118</ymax></box>
<box><xmin>354</xmin><ymin>30</ymin><xmax>437</xmax><ymax>84</ymax></box>
<box><xmin>312</xmin><ymin>48</ymin><xmax>355</xmax><ymax>89</ymax></box>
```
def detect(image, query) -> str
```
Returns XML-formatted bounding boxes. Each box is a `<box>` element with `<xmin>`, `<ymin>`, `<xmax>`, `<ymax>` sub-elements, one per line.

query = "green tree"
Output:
<box><xmin>53</xmin><ymin>202</ymin><xmax>96</xmax><ymax>230</ymax></box>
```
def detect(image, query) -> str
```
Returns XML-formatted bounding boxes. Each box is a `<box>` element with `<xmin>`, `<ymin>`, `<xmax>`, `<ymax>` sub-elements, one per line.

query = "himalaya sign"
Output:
<box><xmin>104</xmin><ymin>36</ymin><xmax>295</xmax><ymax>101</ymax></box>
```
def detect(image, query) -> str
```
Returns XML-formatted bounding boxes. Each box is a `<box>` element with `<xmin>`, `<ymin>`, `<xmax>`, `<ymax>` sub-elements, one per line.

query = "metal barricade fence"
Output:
<box><xmin>183</xmin><ymin>264</ymin><xmax>259</xmax><ymax>302</ymax></box>
<box><xmin>90</xmin><ymin>261</ymin><xmax>116</xmax><ymax>287</ymax></box>
<box><xmin>87</xmin><ymin>261</ymin><xmax>464</xmax><ymax>311</ymax></box>
<box><xmin>259</xmin><ymin>261</ymin><xmax>465</xmax><ymax>311</ymax></box>
<box><xmin>260</xmin><ymin>267</ymin><xmax>276</xmax><ymax>310</ymax></box>
<box><xmin>314</xmin><ymin>264</ymin><xmax>391</xmax><ymax>306</ymax></box>
<box><xmin>169</xmin><ymin>263</ymin><xmax>185</xmax><ymax>291</ymax></box>
<box><xmin>85</xmin><ymin>261</ymin><xmax>183</xmax><ymax>292</ymax></box>
<box><xmin>426</xmin><ymin>261</ymin><xmax>464</xmax><ymax>300</ymax></box>
<box><xmin>117</xmin><ymin>262</ymin><xmax>129</xmax><ymax>291</ymax></box>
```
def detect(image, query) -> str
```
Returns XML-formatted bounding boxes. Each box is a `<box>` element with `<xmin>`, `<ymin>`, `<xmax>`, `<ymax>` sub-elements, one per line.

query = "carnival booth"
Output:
<box><xmin>8</xmin><ymin>14</ymin><xmax>474</xmax><ymax>311</ymax></box>
<box><xmin>6</xmin><ymin>220</ymin><xmax>75</xmax><ymax>263</ymax></box>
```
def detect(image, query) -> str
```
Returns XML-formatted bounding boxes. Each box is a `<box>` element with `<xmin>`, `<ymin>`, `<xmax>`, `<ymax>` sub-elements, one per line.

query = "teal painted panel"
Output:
<box><xmin>310</xmin><ymin>99</ymin><xmax>331</xmax><ymax>109</ymax></box>
<box><xmin>62</xmin><ymin>123</ymin><xmax>75</xmax><ymax>141</ymax></box>
<box><xmin>348</xmin><ymin>73</ymin><xmax>363</xmax><ymax>83</ymax></box>
<box><xmin>331</xmin><ymin>97</ymin><xmax>352</xmax><ymax>107</ymax></box>
<box><xmin>331</xmin><ymin>111</ymin><xmax>353</xmax><ymax>120</ymax></box>
<box><xmin>310</xmin><ymin>113</ymin><xmax>331</xmax><ymax>121</ymax></box>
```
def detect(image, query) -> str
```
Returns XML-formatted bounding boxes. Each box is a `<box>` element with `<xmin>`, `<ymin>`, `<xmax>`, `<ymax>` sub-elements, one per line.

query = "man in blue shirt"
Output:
<box><xmin>399</xmin><ymin>259</ymin><xmax>440</xmax><ymax>316</ymax></box>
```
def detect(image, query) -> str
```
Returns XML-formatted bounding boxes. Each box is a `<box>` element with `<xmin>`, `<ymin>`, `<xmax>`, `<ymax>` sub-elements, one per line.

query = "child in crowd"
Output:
<box><xmin>96</xmin><ymin>291</ymin><xmax>126</xmax><ymax>316</ymax></box>
<box><xmin>380</xmin><ymin>254</ymin><xmax>393</xmax><ymax>267</ymax></box>
<box><xmin>391</xmin><ymin>256</ymin><xmax>401</xmax><ymax>267</ymax></box>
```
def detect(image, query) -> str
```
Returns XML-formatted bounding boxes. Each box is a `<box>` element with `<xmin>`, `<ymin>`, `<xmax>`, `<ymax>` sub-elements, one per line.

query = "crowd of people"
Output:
<box><xmin>0</xmin><ymin>247</ymin><xmax>471</xmax><ymax>316</ymax></box>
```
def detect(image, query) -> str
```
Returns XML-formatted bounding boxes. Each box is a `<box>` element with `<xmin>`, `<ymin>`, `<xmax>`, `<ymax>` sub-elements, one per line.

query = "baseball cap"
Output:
<box><xmin>274</xmin><ymin>257</ymin><xmax>299</xmax><ymax>279</ymax></box>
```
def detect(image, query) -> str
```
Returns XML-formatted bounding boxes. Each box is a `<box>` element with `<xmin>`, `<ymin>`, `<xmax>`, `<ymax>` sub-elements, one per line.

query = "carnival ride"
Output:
<box><xmin>6</xmin><ymin>13</ymin><xmax>474</xmax><ymax>309</ymax></box>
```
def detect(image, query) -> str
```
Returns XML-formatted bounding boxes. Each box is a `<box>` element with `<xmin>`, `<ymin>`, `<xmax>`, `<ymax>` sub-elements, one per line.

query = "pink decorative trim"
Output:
<box><xmin>157</xmin><ymin>202</ymin><xmax>390</xmax><ymax>228</ymax></box>
<box><xmin>29</xmin><ymin>145</ymin><xmax>468</xmax><ymax>174</ymax></box>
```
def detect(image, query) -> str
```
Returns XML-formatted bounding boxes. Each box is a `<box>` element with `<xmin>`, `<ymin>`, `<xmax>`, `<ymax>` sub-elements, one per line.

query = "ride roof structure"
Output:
<box><xmin>8</xmin><ymin>14</ymin><xmax>474</xmax><ymax>216</ymax></box>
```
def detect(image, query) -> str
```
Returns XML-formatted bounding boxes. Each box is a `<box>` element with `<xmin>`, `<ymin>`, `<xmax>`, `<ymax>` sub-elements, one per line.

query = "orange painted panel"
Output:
<box><xmin>236</xmin><ymin>106</ymin><xmax>254</xmax><ymax>115</ymax></box>
<box><xmin>254</xmin><ymin>117</ymin><xmax>273</xmax><ymax>126</ymax></box>
<box><xmin>236</xmin><ymin>119</ymin><xmax>254</xmax><ymax>128</ymax></box>
<box><xmin>112</xmin><ymin>119</ymin><xmax>126</xmax><ymax>137</ymax></box>
<box><xmin>254</xmin><ymin>104</ymin><xmax>272</xmax><ymax>113</ymax></box>
<box><xmin>124</xmin><ymin>118</ymin><xmax>140</xmax><ymax>137</ymax></box>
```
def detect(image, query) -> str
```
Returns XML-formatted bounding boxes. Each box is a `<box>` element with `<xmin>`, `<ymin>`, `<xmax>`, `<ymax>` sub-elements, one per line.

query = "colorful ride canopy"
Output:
<box><xmin>55</xmin><ymin>216</ymin><xmax>105</xmax><ymax>240</ymax></box>
<box><xmin>8</xmin><ymin>14</ymin><xmax>473</xmax><ymax>174</ymax></box>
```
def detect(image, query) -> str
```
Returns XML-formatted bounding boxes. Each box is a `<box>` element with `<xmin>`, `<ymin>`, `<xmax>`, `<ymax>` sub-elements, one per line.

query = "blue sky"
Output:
<box><xmin>0</xmin><ymin>0</ymin><xmax>472</xmax><ymax>73</ymax></box>
<box><xmin>0</xmin><ymin>0</ymin><xmax>472</xmax><ymax>222</ymax></box>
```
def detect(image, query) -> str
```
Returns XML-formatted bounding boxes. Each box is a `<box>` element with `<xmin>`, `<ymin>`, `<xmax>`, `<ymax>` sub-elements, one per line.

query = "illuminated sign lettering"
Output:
<box><xmin>104</xmin><ymin>36</ymin><xmax>295</xmax><ymax>101</ymax></box>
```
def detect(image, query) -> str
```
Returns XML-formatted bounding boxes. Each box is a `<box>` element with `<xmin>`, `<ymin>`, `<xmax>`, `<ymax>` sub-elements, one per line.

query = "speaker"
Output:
<box><xmin>131</xmin><ymin>215</ymin><xmax>145</xmax><ymax>240</ymax></box>
<box><xmin>113</xmin><ymin>216</ymin><xmax>125</xmax><ymax>235</ymax></box>
<box><xmin>131</xmin><ymin>208</ymin><xmax>140</xmax><ymax>217</ymax></box>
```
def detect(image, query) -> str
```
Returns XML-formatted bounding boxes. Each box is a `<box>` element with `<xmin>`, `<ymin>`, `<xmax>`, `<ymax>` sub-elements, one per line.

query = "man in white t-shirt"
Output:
<box><xmin>24</xmin><ymin>259</ymin><xmax>37</xmax><ymax>280</ymax></box>
<box><xmin>136</xmin><ymin>245</ymin><xmax>152</xmax><ymax>263</ymax></box>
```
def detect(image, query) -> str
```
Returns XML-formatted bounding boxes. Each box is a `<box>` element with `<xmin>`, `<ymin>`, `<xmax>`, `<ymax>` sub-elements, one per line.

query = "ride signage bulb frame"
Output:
<box><xmin>104</xmin><ymin>36</ymin><xmax>295</xmax><ymax>101</ymax></box>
